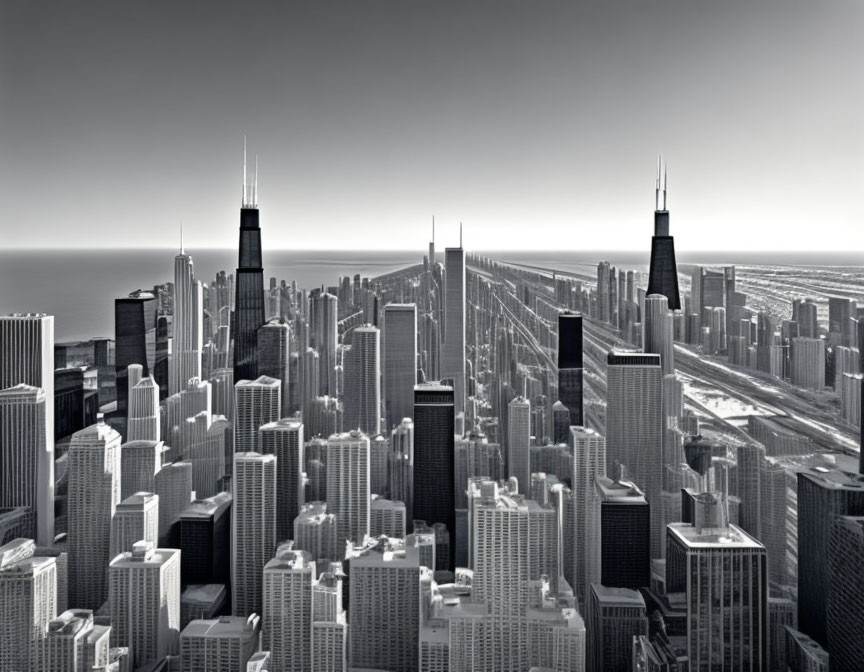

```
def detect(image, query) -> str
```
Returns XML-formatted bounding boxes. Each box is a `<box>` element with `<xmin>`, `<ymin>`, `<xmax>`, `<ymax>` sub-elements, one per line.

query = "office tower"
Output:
<box><xmin>785</xmin><ymin>627</ymin><xmax>829</xmax><ymax>672</ymax></box>
<box><xmin>67</xmin><ymin>417</ymin><xmax>121</xmax><ymax>609</ymax></box>
<box><xmin>370</xmin><ymin>496</ymin><xmax>406</xmax><ymax>537</ymax></box>
<box><xmin>294</xmin><ymin>502</ymin><xmax>340</xmax><ymax>562</ymax></box>
<box><xmin>257</xmin><ymin>317</ymin><xmax>291</xmax><ymax>418</ymax></box>
<box><xmin>768</xmin><ymin>597</ymin><xmax>796</xmax><ymax>672</ymax></box>
<box><xmin>790</xmin><ymin>337</ymin><xmax>825</xmax><ymax>390</ymax></box>
<box><xmin>596</xmin><ymin>476</ymin><xmax>650</xmax><ymax>589</ymax></box>
<box><xmin>597</xmin><ymin>261</ymin><xmax>612</xmax><ymax>323</ymax></box>
<box><xmin>233</xmin><ymin>452</ymin><xmax>276</xmax><ymax>617</ymax></box>
<box><xmin>558</xmin><ymin>311</ymin><xmax>584</xmax><ymax>427</ymax></box>
<box><xmin>826</xmin><ymin>516</ymin><xmax>864</xmax><ymax>671</ymax></box>
<box><xmin>313</xmin><ymin>293</ymin><xmax>339</xmax><ymax>396</ymax></box>
<box><xmin>796</xmin><ymin>299</ymin><xmax>819</xmax><ymax>339</ymax></box>
<box><xmin>797</xmin><ymin>467</ymin><xmax>864</xmax><ymax>646</ymax></box>
<box><xmin>155</xmin><ymin>460</ymin><xmax>193</xmax><ymax>545</ymax></box>
<box><xmin>128</xmin><ymin>375</ymin><xmax>160</xmax><ymax>441</ymax></box>
<box><xmin>839</xmin><ymin>372</ymin><xmax>862</xmax><ymax>426</ymax></box>
<box><xmin>383</xmin><ymin>303</ymin><xmax>418</xmax><ymax>430</ymax></box>
<box><xmin>185</xmin><ymin>412</ymin><xmax>228</xmax><ymax>499</ymax></box>
<box><xmin>327</xmin><ymin>430</ymin><xmax>371</xmax><ymax>549</ymax></box>
<box><xmin>171</xmin><ymin>248</ymin><xmax>204</xmax><ymax>396</ymax></box>
<box><xmin>263</xmin><ymin>547</ymin><xmax>314</xmax><ymax>672</ymax></box>
<box><xmin>348</xmin><ymin>537</ymin><xmax>421</xmax><ymax>672</ymax></box>
<box><xmin>234</xmin><ymin>145</ymin><xmax>266</xmax><ymax>383</ymax></box>
<box><xmin>109</xmin><ymin>541</ymin><xmax>180</xmax><ymax>668</ymax></box>
<box><xmin>120</xmin><ymin>439</ymin><xmax>161</xmax><ymax>499</ymax></box>
<box><xmin>443</xmin><ymin>244</ymin><xmax>466</xmax><ymax>413</ymax></box>
<box><xmin>0</xmin><ymin>313</ymin><xmax>55</xmax><ymax>545</ymax></box>
<box><xmin>179</xmin><ymin>491</ymin><xmax>232</xmax><ymax>587</ymax></box>
<box><xmin>507</xmin><ymin>396</ymin><xmax>531</xmax><ymax>493</ymax></box>
<box><xmin>0</xmin><ymin>385</ymin><xmax>51</xmax><ymax>546</ymax></box>
<box><xmin>666</xmin><ymin>495</ymin><xmax>768</xmax><ymax>670</ymax></box>
<box><xmin>210</xmin><ymin>367</ymin><xmax>234</xmax><ymax>421</ymax></box>
<box><xmin>343</xmin><ymin>325</ymin><xmax>381</xmax><ymax>435</ymax></box>
<box><xmin>180</xmin><ymin>614</ymin><xmax>261</xmax><ymax>672</ymax></box>
<box><xmin>551</xmin><ymin>401</ymin><xmax>570</xmax><ymax>445</ymax></box>
<box><xmin>234</xmin><ymin>376</ymin><xmax>281</xmax><ymax>453</ymax></box>
<box><xmin>0</xmin><ymin>538</ymin><xmax>57</xmax><ymax>672</ymax></box>
<box><xmin>605</xmin><ymin>351</ymin><xmax>663</xmax><ymax>557</ymax></box>
<box><xmin>413</xmin><ymin>382</ymin><xmax>456</xmax><ymax>570</ymax></box>
<box><xmin>370</xmin><ymin>433</ymin><xmax>389</xmax><ymax>496</ymax></box>
<box><xmin>260</xmin><ymin>419</ymin><xmax>304</xmax><ymax>541</ymax></box>
<box><xmin>389</xmin><ymin>418</ymin><xmax>414</xmax><ymax>529</ymax></box>
<box><xmin>54</xmin><ymin>366</ymin><xmax>98</xmax><ymax>441</ymax></box>
<box><xmin>586</xmin><ymin>585</ymin><xmax>647</xmax><ymax>672</ymax></box>
<box><xmin>155</xmin><ymin>313</ymin><xmax>171</xmax><ymax>399</ymax></box>
<box><xmin>44</xmin><ymin>609</ymin><xmax>111</xmax><ymax>672</ymax></box>
<box><xmin>833</xmin><ymin>345</ymin><xmax>860</xmax><ymax>389</ymax></box>
<box><xmin>571</xmin><ymin>426</ymin><xmax>606</xmax><ymax>607</ymax></box>
<box><xmin>114</xmin><ymin>291</ymin><xmax>157</xmax><ymax>431</ymax></box>
<box><xmin>646</xmin><ymin>158</ymin><xmax>680</xmax><ymax>310</ymax></box>
<box><xmin>110</xmin><ymin>491</ymin><xmax>159</xmax><ymax>559</ymax></box>
<box><xmin>828</xmin><ymin>296</ymin><xmax>854</xmax><ymax>343</ymax></box>
<box><xmin>643</xmin><ymin>294</ymin><xmax>674</xmax><ymax>375</ymax></box>
<box><xmin>301</xmin><ymin>348</ymin><xmax>321</xmax><ymax>428</ymax></box>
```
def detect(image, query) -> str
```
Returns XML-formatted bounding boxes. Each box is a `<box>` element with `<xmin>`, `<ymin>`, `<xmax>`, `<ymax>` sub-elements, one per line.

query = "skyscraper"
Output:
<box><xmin>343</xmin><ymin>325</ymin><xmax>381</xmax><ymax>436</ymax></box>
<box><xmin>0</xmin><ymin>312</ymin><xmax>55</xmax><ymax>546</ymax></box>
<box><xmin>120</xmin><ymin>439</ymin><xmax>162</xmax><ymax>499</ymax></box>
<box><xmin>413</xmin><ymin>382</ymin><xmax>456</xmax><ymax>570</ymax></box>
<box><xmin>646</xmin><ymin>156</ymin><xmax>681</xmax><ymax>311</ymax></box>
<box><xmin>826</xmin><ymin>515</ymin><xmax>864</xmax><ymax>671</ymax></box>
<box><xmin>43</xmin><ymin>609</ymin><xmax>111</xmax><ymax>672</ymax></box>
<box><xmin>643</xmin><ymin>294</ymin><xmax>674</xmax><ymax>375</ymax></box>
<box><xmin>108</xmin><ymin>541</ymin><xmax>180</xmax><ymax>668</ymax></box>
<box><xmin>326</xmin><ymin>430</ymin><xmax>371</xmax><ymax>549</ymax></box>
<box><xmin>313</xmin><ymin>293</ymin><xmax>339</xmax><ymax>397</ymax></box>
<box><xmin>390</xmin><ymin>418</ymin><xmax>414</xmax><ymax>529</ymax></box>
<box><xmin>507</xmin><ymin>396</ymin><xmax>531</xmax><ymax>493</ymax></box>
<box><xmin>67</xmin><ymin>416</ymin><xmax>122</xmax><ymax>610</ymax></box>
<box><xmin>180</xmin><ymin>614</ymin><xmax>261</xmax><ymax>672</ymax></box>
<box><xmin>179</xmin><ymin>491</ymin><xmax>231</xmax><ymax>589</ymax></box>
<box><xmin>115</xmin><ymin>290</ymin><xmax>157</xmax><ymax>428</ymax></box>
<box><xmin>110</xmin><ymin>491</ymin><xmax>159</xmax><ymax>559</ymax></box>
<box><xmin>234</xmin><ymin>376</ymin><xmax>281</xmax><ymax>454</ymax></box>
<box><xmin>557</xmin><ymin>311</ymin><xmax>584</xmax><ymax>427</ymax></box>
<box><xmin>232</xmin><ymin>452</ymin><xmax>276</xmax><ymax>617</ymax></box>
<box><xmin>263</xmin><ymin>546</ymin><xmax>314</xmax><ymax>672</ymax></box>
<box><xmin>605</xmin><ymin>351</ymin><xmax>663</xmax><ymax>558</ymax></box>
<box><xmin>234</xmin><ymin>143</ymin><xmax>266</xmax><ymax>383</ymax></box>
<box><xmin>171</xmin><ymin>249</ymin><xmax>203</xmax><ymax>397</ymax></box>
<box><xmin>383</xmin><ymin>303</ymin><xmax>418</xmax><ymax>430</ymax></box>
<box><xmin>128</xmin><ymin>375</ymin><xmax>160</xmax><ymax>442</ymax></box>
<box><xmin>259</xmin><ymin>418</ymin><xmax>304</xmax><ymax>542</ymax></box>
<box><xmin>443</xmin><ymin>244</ymin><xmax>466</xmax><ymax>413</ymax></box>
<box><xmin>586</xmin><ymin>584</ymin><xmax>647</xmax><ymax>672</ymax></box>
<box><xmin>596</xmin><ymin>477</ymin><xmax>650</xmax><ymax>590</ymax></box>
<box><xmin>257</xmin><ymin>317</ymin><xmax>291</xmax><ymax>418</ymax></box>
<box><xmin>571</xmin><ymin>426</ymin><xmax>606</xmax><ymax>608</ymax></box>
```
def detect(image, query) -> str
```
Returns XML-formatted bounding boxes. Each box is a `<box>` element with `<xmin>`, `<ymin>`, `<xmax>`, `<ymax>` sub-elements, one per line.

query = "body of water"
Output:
<box><xmin>1</xmin><ymin>248</ymin><xmax>859</xmax><ymax>342</ymax></box>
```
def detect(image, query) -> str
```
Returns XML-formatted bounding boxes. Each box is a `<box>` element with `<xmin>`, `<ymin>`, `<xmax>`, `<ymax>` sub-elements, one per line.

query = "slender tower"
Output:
<box><xmin>233</xmin><ymin>140</ymin><xmax>266</xmax><ymax>382</ymax></box>
<box><xmin>646</xmin><ymin>155</ymin><xmax>681</xmax><ymax>310</ymax></box>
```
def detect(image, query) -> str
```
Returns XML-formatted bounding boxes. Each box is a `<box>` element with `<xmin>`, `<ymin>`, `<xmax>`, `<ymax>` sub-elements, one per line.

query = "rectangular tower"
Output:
<box><xmin>442</xmin><ymin>246</ymin><xmax>466</xmax><ymax>413</ymax></box>
<box><xmin>383</xmin><ymin>303</ymin><xmax>418</xmax><ymax>430</ymax></box>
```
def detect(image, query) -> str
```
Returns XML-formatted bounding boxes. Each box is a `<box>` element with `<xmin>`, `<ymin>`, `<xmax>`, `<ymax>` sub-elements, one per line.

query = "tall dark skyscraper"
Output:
<box><xmin>597</xmin><ymin>476</ymin><xmax>650</xmax><ymax>590</ymax></box>
<box><xmin>114</xmin><ymin>290</ymin><xmax>156</xmax><ymax>434</ymax></box>
<box><xmin>557</xmin><ymin>311</ymin><xmax>583</xmax><ymax>427</ymax></box>
<box><xmin>646</xmin><ymin>156</ymin><xmax>680</xmax><ymax>311</ymax></box>
<box><xmin>413</xmin><ymin>382</ymin><xmax>455</xmax><ymax>571</ymax></box>
<box><xmin>233</xmin><ymin>143</ymin><xmax>265</xmax><ymax>383</ymax></box>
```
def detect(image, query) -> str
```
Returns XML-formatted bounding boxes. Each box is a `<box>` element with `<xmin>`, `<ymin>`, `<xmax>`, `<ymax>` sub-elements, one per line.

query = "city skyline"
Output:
<box><xmin>2</xmin><ymin>0</ymin><xmax>863</xmax><ymax>251</ymax></box>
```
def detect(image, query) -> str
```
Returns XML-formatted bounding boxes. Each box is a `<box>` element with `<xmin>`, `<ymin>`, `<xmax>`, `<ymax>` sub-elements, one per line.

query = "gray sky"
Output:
<box><xmin>1</xmin><ymin>0</ymin><xmax>861</xmax><ymax>251</ymax></box>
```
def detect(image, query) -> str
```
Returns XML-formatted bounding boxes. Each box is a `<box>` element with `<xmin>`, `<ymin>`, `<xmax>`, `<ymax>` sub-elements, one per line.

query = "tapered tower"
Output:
<box><xmin>646</xmin><ymin>155</ymin><xmax>681</xmax><ymax>310</ymax></box>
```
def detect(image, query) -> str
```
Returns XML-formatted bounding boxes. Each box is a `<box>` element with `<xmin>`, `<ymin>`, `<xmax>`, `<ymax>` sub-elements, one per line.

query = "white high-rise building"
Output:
<box><xmin>442</xmin><ymin>246</ymin><xmax>466</xmax><ymax>413</ymax></box>
<box><xmin>383</xmin><ymin>303</ymin><xmax>417</xmax><ymax>430</ymax></box>
<box><xmin>389</xmin><ymin>418</ymin><xmax>414</xmax><ymax>527</ymax></box>
<box><xmin>326</xmin><ymin>430</ymin><xmax>371</xmax><ymax>550</ymax></box>
<box><xmin>128</xmin><ymin>375</ymin><xmax>161</xmax><ymax>442</ymax></box>
<box><xmin>301</xmin><ymin>347</ymin><xmax>321</xmax><ymax>430</ymax></box>
<box><xmin>170</xmin><ymin>250</ymin><xmax>203</xmax><ymax>396</ymax></box>
<box><xmin>0</xmin><ymin>538</ymin><xmax>57</xmax><ymax>672</ymax></box>
<box><xmin>44</xmin><ymin>608</ymin><xmax>111</xmax><ymax>672</ymax></box>
<box><xmin>210</xmin><ymin>367</ymin><xmax>235</xmax><ymax>422</ymax></box>
<box><xmin>233</xmin><ymin>452</ymin><xmax>277</xmax><ymax>617</ymax></box>
<box><xmin>120</xmin><ymin>439</ymin><xmax>162</xmax><ymax>500</ymax></box>
<box><xmin>154</xmin><ymin>460</ymin><xmax>193</xmax><ymax>542</ymax></box>
<box><xmin>257</xmin><ymin>317</ymin><xmax>291</xmax><ymax>418</ymax></box>
<box><xmin>370</xmin><ymin>496</ymin><xmax>406</xmax><ymax>538</ymax></box>
<box><xmin>344</xmin><ymin>325</ymin><xmax>381</xmax><ymax>436</ymax></box>
<box><xmin>0</xmin><ymin>384</ymin><xmax>53</xmax><ymax>545</ymax></box>
<box><xmin>263</xmin><ymin>546</ymin><xmax>315</xmax><ymax>672</ymax></box>
<box><xmin>507</xmin><ymin>396</ymin><xmax>531</xmax><ymax>494</ymax></box>
<box><xmin>180</xmin><ymin>614</ymin><xmax>261</xmax><ymax>672</ymax></box>
<box><xmin>314</xmin><ymin>293</ymin><xmax>339</xmax><ymax>397</ymax></box>
<box><xmin>185</xmin><ymin>411</ymin><xmax>227</xmax><ymax>500</ymax></box>
<box><xmin>110</xmin><ymin>492</ymin><xmax>159</xmax><ymax>559</ymax></box>
<box><xmin>294</xmin><ymin>502</ymin><xmax>340</xmax><ymax>563</ymax></box>
<box><xmin>234</xmin><ymin>376</ymin><xmax>281</xmax><ymax>454</ymax></box>
<box><xmin>67</xmin><ymin>416</ymin><xmax>122</xmax><ymax>610</ymax></box>
<box><xmin>605</xmin><ymin>351</ymin><xmax>663</xmax><ymax>558</ymax></box>
<box><xmin>312</xmin><ymin>617</ymin><xmax>348</xmax><ymax>672</ymax></box>
<box><xmin>571</xmin><ymin>426</ymin><xmax>606</xmax><ymax>608</ymax></box>
<box><xmin>348</xmin><ymin>537</ymin><xmax>421</xmax><ymax>672</ymax></box>
<box><xmin>790</xmin><ymin>337</ymin><xmax>826</xmax><ymax>391</ymax></box>
<box><xmin>370</xmin><ymin>433</ymin><xmax>389</xmax><ymax>496</ymax></box>
<box><xmin>643</xmin><ymin>294</ymin><xmax>675</xmax><ymax>375</ymax></box>
<box><xmin>109</xmin><ymin>541</ymin><xmax>180</xmax><ymax>668</ymax></box>
<box><xmin>0</xmin><ymin>312</ymin><xmax>55</xmax><ymax>546</ymax></box>
<box><xmin>260</xmin><ymin>419</ymin><xmax>304</xmax><ymax>542</ymax></box>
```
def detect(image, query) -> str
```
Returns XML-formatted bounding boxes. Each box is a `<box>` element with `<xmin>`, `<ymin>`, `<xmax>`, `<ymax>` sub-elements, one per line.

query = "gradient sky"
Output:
<box><xmin>1</xmin><ymin>0</ymin><xmax>862</xmax><ymax>251</ymax></box>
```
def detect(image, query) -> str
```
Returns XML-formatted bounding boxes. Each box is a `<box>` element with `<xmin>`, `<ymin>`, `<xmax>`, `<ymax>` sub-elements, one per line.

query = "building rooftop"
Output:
<box><xmin>667</xmin><ymin>522</ymin><xmax>765</xmax><ymax>549</ymax></box>
<box><xmin>236</xmin><ymin>375</ymin><xmax>281</xmax><ymax>388</ymax></box>
<box><xmin>260</xmin><ymin>418</ymin><xmax>303</xmax><ymax>432</ymax></box>
<box><xmin>180</xmin><ymin>492</ymin><xmax>232</xmax><ymax>519</ymax></box>
<box><xmin>182</xmin><ymin>584</ymin><xmax>227</xmax><ymax>605</ymax></box>
<box><xmin>799</xmin><ymin>466</ymin><xmax>864</xmax><ymax>491</ymax></box>
<box><xmin>110</xmin><ymin>542</ymin><xmax>179</xmax><ymax>567</ymax></box>
<box><xmin>596</xmin><ymin>476</ymin><xmax>647</xmax><ymax>504</ymax></box>
<box><xmin>180</xmin><ymin>614</ymin><xmax>260</xmax><ymax>640</ymax></box>
<box><xmin>47</xmin><ymin>609</ymin><xmax>94</xmax><ymax>636</ymax></box>
<box><xmin>414</xmin><ymin>381</ymin><xmax>454</xmax><ymax>393</ymax></box>
<box><xmin>591</xmin><ymin>584</ymin><xmax>646</xmax><ymax>607</ymax></box>
<box><xmin>118</xmin><ymin>492</ymin><xmax>158</xmax><ymax>508</ymax></box>
<box><xmin>0</xmin><ymin>384</ymin><xmax>45</xmax><ymax>399</ymax></box>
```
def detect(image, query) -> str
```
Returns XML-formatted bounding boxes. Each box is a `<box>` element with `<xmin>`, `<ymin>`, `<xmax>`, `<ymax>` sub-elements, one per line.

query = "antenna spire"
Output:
<box><xmin>432</xmin><ymin>215</ymin><xmax>435</xmax><ymax>243</ymax></box>
<box><xmin>460</xmin><ymin>221</ymin><xmax>463</xmax><ymax>248</ymax></box>
<box><xmin>180</xmin><ymin>219</ymin><xmax>184</xmax><ymax>254</ymax></box>
<box><xmin>254</xmin><ymin>154</ymin><xmax>259</xmax><ymax>206</ymax></box>
<box><xmin>243</xmin><ymin>136</ymin><xmax>248</xmax><ymax>206</ymax></box>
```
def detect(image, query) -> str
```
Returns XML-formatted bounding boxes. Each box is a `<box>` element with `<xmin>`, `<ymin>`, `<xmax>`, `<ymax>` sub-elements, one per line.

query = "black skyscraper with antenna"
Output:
<box><xmin>233</xmin><ymin>139</ymin><xmax>265</xmax><ymax>382</ymax></box>
<box><xmin>647</xmin><ymin>155</ymin><xmax>681</xmax><ymax>310</ymax></box>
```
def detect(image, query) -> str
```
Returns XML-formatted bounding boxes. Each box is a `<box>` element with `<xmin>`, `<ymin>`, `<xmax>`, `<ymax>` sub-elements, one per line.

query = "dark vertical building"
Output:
<box><xmin>597</xmin><ymin>476</ymin><xmax>650</xmax><ymax>589</ymax></box>
<box><xmin>154</xmin><ymin>313</ymin><xmax>170</xmax><ymax>401</ymax></box>
<box><xmin>557</xmin><ymin>311</ymin><xmax>583</xmax><ymax>427</ymax></box>
<box><xmin>826</xmin><ymin>515</ymin><xmax>864</xmax><ymax>671</ymax></box>
<box><xmin>54</xmin><ymin>367</ymin><xmax>98</xmax><ymax>440</ymax></box>
<box><xmin>233</xmin><ymin>149</ymin><xmax>266</xmax><ymax>383</ymax></box>
<box><xmin>646</xmin><ymin>157</ymin><xmax>680</xmax><ymax>311</ymax></box>
<box><xmin>179</xmin><ymin>491</ymin><xmax>232</xmax><ymax>590</ymax></box>
<box><xmin>413</xmin><ymin>382</ymin><xmax>455</xmax><ymax>571</ymax></box>
<box><xmin>796</xmin><ymin>467</ymin><xmax>864</xmax><ymax>646</ymax></box>
<box><xmin>114</xmin><ymin>290</ymin><xmax>156</xmax><ymax>432</ymax></box>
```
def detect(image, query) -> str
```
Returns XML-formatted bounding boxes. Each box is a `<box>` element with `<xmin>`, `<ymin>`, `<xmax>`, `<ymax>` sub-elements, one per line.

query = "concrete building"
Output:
<box><xmin>383</xmin><ymin>303</ymin><xmax>418</xmax><ymax>430</ymax></box>
<box><xmin>120</xmin><ymin>439</ymin><xmax>162</xmax><ymax>500</ymax></box>
<box><xmin>180</xmin><ymin>614</ymin><xmax>261</xmax><ymax>672</ymax></box>
<box><xmin>343</xmin><ymin>325</ymin><xmax>381</xmax><ymax>436</ymax></box>
<box><xmin>234</xmin><ymin>376</ymin><xmax>281</xmax><ymax>454</ymax></box>
<box><xmin>826</xmin><ymin>515</ymin><xmax>864</xmax><ymax>671</ymax></box>
<box><xmin>790</xmin><ymin>337</ymin><xmax>825</xmax><ymax>391</ymax></box>
<box><xmin>260</xmin><ymin>419</ymin><xmax>304</xmax><ymax>542</ymax></box>
<box><xmin>170</xmin><ymin>249</ymin><xmax>203</xmax><ymax>396</ymax></box>
<box><xmin>326</xmin><ymin>430</ymin><xmax>371</xmax><ymax>550</ymax></box>
<box><xmin>257</xmin><ymin>317</ymin><xmax>291</xmax><ymax>418</ymax></box>
<box><xmin>596</xmin><ymin>477</ymin><xmax>650</xmax><ymax>590</ymax></box>
<box><xmin>294</xmin><ymin>502</ymin><xmax>340</xmax><ymax>563</ymax></box>
<box><xmin>643</xmin><ymin>294</ymin><xmax>675</xmax><ymax>375</ymax></box>
<box><xmin>571</xmin><ymin>427</ymin><xmax>606</xmax><ymax>607</ymax></box>
<box><xmin>43</xmin><ymin>608</ymin><xmax>111</xmax><ymax>672</ymax></box>
<box><xmin>557</xmin><ymin>311</ymin><xmax>584</xmax><ymax>427</ymax></box>
<box><xmin>389</xmin><ymin>418</ymin><xmax>414</xmax><ymax>529</ymax></box>
<box><xmin>586</xmin><ymin>584</ymin><xmax>647</xmax><ymax>672</ymax></box>
<box><xmin>263</xmin><ymin>547</ymin><xmax>314</xmax><ymax>672</ymax></box>
<box><xmin>128</xmin><ymin>375</ymin><xmax>160</xmax><ymax>442</ymax></box>
<box><xmin>443</xmin><ymin>245</ymin><xmax>466</xmax><ymax>413</ymax></box>
<box><xmin>110</xmin><ymin>491</ymin><xmax>159</xmax><ymax>559</ymax></box>
<box><xmin>507</xmin><ymin>396</ymin><xmax>531</xmax><ymax>494</ymax></box>
<box><xmin>370</xmin><ymin>496</ymin><xmax>406</xmax><ymax>538</ymax></box>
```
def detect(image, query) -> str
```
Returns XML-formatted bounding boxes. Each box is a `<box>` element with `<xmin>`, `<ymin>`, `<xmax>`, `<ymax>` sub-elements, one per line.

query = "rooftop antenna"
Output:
<box><xmin>243</xmin><ymin>136</ymin><xmax>248</xmax><ymax>206</ymax></box>
<box><xmin>254</xmin><ymin>154</ymin><xmax>259</xmax><ymax>206</ymax></box>
<box><xmin>432</xmin><ymin>215</ymin><xmax>435</xmax><ymax>244</ymax></box>
<box><xmin>460</xmin><ymin>221</ymin><xmax>463</xmax><ymax>248</ymax></box>
<box><xmin>663</xmin><ymin>161</ymin><xmax>667</xmax><ymax>210</ymax></box>
<box><xmin>180</xmin><ymin>219</ymin><xmax>184</xmax><ymax>254</ymax></box>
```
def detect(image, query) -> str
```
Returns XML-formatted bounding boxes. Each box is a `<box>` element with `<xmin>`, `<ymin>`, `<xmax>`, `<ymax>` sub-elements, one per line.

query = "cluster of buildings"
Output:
<box><xmin>1</xmin><ymin>154</ymin><xmax>863</xmax><ymax>671</ymax></box>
